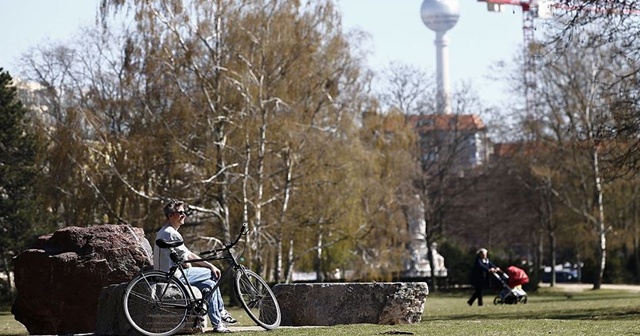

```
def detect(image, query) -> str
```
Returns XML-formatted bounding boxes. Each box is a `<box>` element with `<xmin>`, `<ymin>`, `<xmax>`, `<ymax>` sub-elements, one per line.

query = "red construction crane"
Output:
<box><xmin>476</xmin><ymin>0</ymin><xmax>640</xmax><ymax>116</ymax></box>
<box><xmin>475</xmin><ymin>0</ymin><xmax>550</xmax><ymax>116</ymax></box>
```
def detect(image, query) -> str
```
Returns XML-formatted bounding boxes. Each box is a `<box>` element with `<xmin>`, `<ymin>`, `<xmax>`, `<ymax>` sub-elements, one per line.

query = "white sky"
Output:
<box><xmin>0</xmin><ymin>0</ymin><xmax>530</xmax><ymax>108</ymax></box>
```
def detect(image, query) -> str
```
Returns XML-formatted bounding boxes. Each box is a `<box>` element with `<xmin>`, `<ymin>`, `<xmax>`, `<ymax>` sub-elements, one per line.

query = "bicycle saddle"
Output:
<box><xmin>156</xmin><ymin>239</ymin><xmax>184</xmax><ymax>248</ymax></box>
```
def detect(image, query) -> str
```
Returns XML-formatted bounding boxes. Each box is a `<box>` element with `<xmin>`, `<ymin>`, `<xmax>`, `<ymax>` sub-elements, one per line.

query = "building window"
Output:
<box><xmin>417</xmin><ymin>119</ymin><xmax>434</xmax><ymax>127</ymax></box>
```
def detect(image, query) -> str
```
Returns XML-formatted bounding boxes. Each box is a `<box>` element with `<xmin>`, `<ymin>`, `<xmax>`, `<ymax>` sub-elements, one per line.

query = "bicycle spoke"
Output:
<box><xmin>235</xmin><ymin>270</ymin><xmax>281</xmax><ymax>330</ymax></box>
<box><xmin>123</xmin><ymin>271</ymin><xmax>190</xmax><ymax>336</ymax></box>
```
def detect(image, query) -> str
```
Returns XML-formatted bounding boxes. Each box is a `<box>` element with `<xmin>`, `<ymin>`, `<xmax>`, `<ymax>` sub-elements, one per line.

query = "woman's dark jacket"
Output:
<box><xmin>470</xmin><ymin>256</ymin><xmax>497</xmax><ymax>287</ymax></box>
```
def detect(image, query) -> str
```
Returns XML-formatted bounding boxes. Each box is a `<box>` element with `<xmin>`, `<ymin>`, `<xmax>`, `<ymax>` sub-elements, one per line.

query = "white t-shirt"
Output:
<box><xmin>153</xmin><ymin>224</ymin><xmax>191</xmax><ymax>274</ymax></box>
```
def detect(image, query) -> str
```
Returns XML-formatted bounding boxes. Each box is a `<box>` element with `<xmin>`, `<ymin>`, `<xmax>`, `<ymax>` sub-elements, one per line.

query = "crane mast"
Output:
<box><xmin>522</xmin><ymin>6</ymin><xmax>536</xmax><ymax>118</ymax></box>
<box><xmin>477</xmin><ymin>0</ymin><xmax>640</xmax><ymax>118</ymax></box>
<box><xmin>477</xmin><ymin>0</ymin><xmax>541</xmax><ymax>116</ymax></box>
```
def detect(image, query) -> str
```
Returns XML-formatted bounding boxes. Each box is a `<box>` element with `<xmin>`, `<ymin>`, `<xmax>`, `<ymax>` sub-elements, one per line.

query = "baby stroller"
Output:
<box><xmin>493</xmin><ymin>265</ymin><xmax>529</xmax><ymax>305</ymax></box>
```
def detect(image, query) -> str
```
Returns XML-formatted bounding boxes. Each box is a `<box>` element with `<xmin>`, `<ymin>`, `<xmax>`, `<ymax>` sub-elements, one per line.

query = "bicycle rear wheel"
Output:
<box><xmin>234</xmin><ymin>269</ymin><xmax>281</xmax><ymax>330</ymax></box>
<box><xmin>123</xmin><ymin>270</ymin><xmax>190</xmax><ymax>336</ymax></box>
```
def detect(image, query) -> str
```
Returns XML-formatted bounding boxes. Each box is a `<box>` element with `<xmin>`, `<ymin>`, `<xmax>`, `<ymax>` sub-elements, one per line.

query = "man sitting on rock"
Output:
<box><xmin>154</xmin><ymin>199</ymin><xmax>237</xmax><ymax>333</ymax></box>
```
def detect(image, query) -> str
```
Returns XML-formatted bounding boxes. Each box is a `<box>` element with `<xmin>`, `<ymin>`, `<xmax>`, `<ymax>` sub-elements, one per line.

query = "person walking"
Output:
<box><xmin>467</xmin><ymin>248</ymin><xmax>500</xmax><ymax>306</ymax></box>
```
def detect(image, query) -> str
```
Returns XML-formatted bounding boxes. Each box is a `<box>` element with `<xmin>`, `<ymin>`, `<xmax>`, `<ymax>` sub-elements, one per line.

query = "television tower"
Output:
<box><xmin>421</xmin><ymin>0</ymin><xmax>460</xmax><ymax>115</ymax></box>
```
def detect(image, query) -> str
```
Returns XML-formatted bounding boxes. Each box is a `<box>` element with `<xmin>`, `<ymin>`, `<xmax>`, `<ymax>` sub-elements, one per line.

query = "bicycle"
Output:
<box><xmin>122</xmin><ymin>224</ymin><xmax>281</xmax><ymax>336</ymax></box>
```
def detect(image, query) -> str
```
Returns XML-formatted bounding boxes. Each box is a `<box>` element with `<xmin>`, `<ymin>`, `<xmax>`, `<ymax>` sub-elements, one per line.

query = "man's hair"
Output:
<box><xmin>163</xmin><ymin>199</ymin><xmax>184</xmax><ymax>218</ymax></box>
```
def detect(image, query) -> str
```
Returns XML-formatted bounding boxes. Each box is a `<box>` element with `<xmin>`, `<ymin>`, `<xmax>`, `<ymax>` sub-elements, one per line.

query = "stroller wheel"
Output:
<box><xmin>493</xmin><ymin>296</ymin><xmax>502</xmax><ymax>305</ymax></box>
<box><xmin>520</xmin><ymin>295</ymin><xmax>528</xmax><ymax>304</ymax></box>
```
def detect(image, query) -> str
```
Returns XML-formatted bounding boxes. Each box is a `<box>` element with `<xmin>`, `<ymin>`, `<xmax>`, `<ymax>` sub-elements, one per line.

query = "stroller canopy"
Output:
<box><xmin>506</xmin><ymin>266</ymin><xmax>530</xmax><ymax>288</ymax></box>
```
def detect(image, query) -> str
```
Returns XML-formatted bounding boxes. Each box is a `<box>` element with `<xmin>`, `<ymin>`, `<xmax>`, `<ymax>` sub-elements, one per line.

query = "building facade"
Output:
<box><xmin>408</xmin><ymin>113</ymin><xmax>492</xmax><ymax>173</ymax></box>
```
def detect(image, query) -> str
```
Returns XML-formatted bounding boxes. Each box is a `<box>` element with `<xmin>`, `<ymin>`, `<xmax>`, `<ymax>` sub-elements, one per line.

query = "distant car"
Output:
<box><xmin>541</xmin><ymin>270</ymin><xmax>579</xmax><ymax>283</ymax></box>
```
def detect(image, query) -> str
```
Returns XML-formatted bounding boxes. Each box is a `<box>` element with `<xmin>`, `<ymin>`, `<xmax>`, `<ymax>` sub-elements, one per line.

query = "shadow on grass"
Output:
<box><xmin>531</xmin><ymin>294</ymin><xmax>635</xmax><ymax>303</ymax></box>
<box><xmin>427</xmin><ymin>307</ymin><xmax>640</xmax><ymax>322</ymax></box>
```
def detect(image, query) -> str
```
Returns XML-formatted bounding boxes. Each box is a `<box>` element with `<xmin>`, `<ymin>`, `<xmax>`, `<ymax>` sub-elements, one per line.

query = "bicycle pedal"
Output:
<box><xmin>192</xmin><ymin>316</ymin><xmax>206</xmax><ymax>331</ymax></box>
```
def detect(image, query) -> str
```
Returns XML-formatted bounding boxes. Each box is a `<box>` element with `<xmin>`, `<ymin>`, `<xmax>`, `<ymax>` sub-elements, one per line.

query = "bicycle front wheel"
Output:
<box><xmin>123</xmin><ymin>270</ymin><xmax>190</xmax><ymax>336</ymax></box>
<box><xmin>234</xmin><ymin>269</ymin><xmax>281</xmax><ymax>330</ymax></box>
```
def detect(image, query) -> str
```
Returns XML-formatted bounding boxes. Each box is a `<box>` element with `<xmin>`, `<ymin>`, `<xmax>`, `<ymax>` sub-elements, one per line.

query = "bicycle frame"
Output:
<box><xmin>159</xmin><ymin>224</ymin><xmax>250</xmax><ymax>304</ymax></box>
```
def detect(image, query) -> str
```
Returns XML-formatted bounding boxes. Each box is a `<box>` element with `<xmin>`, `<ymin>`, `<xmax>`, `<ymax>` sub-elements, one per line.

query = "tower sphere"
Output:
<box><xmin>421</xmin><ymin>0</ymin><xmax>460</xmax><ymax>32</ymax></box>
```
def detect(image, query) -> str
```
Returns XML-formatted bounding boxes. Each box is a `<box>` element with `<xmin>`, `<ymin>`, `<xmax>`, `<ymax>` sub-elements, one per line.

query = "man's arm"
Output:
<box><xmin>186</xmin><ymin>251</ymin><xmax>222</xmax><ymax>279</ymax></box>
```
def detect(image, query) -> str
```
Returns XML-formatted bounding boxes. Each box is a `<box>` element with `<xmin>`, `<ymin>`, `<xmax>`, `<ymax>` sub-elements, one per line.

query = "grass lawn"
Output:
<box><xmin>2</xmin><ymin>286</ymin><xmax>640</xmax><ymax>335</ymax></box>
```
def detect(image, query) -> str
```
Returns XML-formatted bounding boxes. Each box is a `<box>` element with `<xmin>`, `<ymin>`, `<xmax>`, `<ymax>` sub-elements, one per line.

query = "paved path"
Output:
<box><xmin>228</xmin><ymin>326</ymin><xmax>264</xmax><ymax>332</ymax></box>
<box><xmin>226</xmin><ymin>325</ymin><xmax>321</xmax><ymax>333</ymax></box>
<box><xmin>539</xmin><ymin>282</ymin><xmax>640</xmax><ymax>292</ymax></box>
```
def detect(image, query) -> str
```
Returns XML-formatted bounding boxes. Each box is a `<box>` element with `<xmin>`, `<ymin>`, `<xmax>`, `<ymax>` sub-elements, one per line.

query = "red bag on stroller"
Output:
<box><xmin>506</xmin><ymin>266</ymin><xmax>529</xmax><ymax>288</ymax></box>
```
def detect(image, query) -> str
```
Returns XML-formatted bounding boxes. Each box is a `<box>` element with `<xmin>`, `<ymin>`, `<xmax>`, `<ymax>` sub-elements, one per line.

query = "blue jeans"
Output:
<box><xmin>182</xmin><ymin>267</ymin><xmax>223</xmax><ymax>326</ymax></box>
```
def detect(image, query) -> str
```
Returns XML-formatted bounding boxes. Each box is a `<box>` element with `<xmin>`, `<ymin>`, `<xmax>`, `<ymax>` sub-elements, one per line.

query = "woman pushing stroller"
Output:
<box><xmin>467</xmin><ymin>248</ymin><xmax>500</xmax><ymax>306</ymax></box>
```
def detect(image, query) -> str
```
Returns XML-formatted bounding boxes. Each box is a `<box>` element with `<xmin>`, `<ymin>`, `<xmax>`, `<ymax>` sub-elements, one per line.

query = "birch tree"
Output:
<box><xmin>529</xmin><ymin>29</ymin><xmax>637</xmax><ymax>288</ymax></box>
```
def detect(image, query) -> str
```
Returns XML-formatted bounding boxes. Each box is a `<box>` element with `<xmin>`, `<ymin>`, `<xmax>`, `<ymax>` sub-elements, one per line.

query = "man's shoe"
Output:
<box><xmin>213</xmin><ymin>324</ymin><xmax>232</xmax><ymax>333</ymax></box>
<box><xmin>220</xmin><ymin>309</ymin><xmax>238</xmax><ymax>324</ymax></box>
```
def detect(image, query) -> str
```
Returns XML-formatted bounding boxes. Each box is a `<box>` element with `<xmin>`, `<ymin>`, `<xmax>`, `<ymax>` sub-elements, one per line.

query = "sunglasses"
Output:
<box><xmin>174</xmin><ymin>210</ymin><xmax>187</xmax><ymax>217</ymax></box>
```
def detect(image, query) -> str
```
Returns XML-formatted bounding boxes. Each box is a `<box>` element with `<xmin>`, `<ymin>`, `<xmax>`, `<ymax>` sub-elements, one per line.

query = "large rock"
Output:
<box><xmin>272</xmin><ymin>282</ymin><xmax>428</xmax><ymax>326</ymax></box>
<box><xmin>95</xmin><ymin>282</ymin><xmax>206</xmax><ymax>336</ymax></box>
<box><xmin>12</xmin><ymin>224</ymin><xmax>153</xmax><ymax>335</ymax></box>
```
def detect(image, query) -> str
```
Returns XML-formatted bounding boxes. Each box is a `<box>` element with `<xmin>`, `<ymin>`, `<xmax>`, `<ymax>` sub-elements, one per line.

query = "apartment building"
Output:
<box><xmin>408</xmin><ymin>113</ymin><xmax>492</xmax><ymax>173</ymax></box>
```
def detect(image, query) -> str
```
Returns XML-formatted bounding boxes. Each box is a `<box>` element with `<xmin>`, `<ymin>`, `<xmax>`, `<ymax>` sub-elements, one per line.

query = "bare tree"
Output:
<box><xmin>378</xmin><ymin>62</ymin><xmax>437</xmax><ymax>115</ymax></box>
<box><xmin>83</xmin><ymin>0</ymin><xmax>417</xmax><ymax>282</ymax></box>
<box><xmin>522</xmin><ymin>27</ymin><xmax>637</xmax><ymax>289</ymax></box>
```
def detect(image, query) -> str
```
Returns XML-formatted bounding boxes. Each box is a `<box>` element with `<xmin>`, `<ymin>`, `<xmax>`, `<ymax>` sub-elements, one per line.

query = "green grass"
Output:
<box><xmin>3</xmin><ymin>287</ymin><xmax>640</xmax><ymax>335</ymax></box>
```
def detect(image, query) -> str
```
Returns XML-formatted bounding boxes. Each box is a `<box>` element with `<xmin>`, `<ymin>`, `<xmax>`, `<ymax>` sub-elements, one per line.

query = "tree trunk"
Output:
<box><xmin>242</xmin><ymin>140</ymin><xmax>253</xmax><ymax>270</ymax></box>
<box><xmin>592</xmin><ymin>145</ymin><xmax>606</xmax><ymax>290</ymax></box>
<box><xmin>594</xmin><ymin>229</ymin><xmax>606</xmax><ymax>289</ymax></box>
<box><xmin>535</xmin><ymin>229</ymin><xmax>543</xmax><ymax>286</ymax></box>
<box><xmin>315</xmin><ymin>231</ymin><xmax>324</xmax><ymax>281</ymax></box>
<box><xmin>543</xmin><ymin>190</ymin><xmax>556</xmax><ymax>287</ymax></box>
<box><xmin>549</xmin><ymin>231</ymin><xmax>556</xmax><ymax>287</ymax></box>
<box><xmin>274</xmin><ymin>148</ymin><xmax>293</xmax><ymax>283</ymax></box>
<box><xmin>253</xmin><ymin>111</ymin><xmax>267</xmax><ymax>277</ymax></box>
<box><xmin>284</xmin><ymin>237</ymin><xmax>295</xmax><ymax>284</ymax></box>
<box><xmin>634</xmin><ymin>186</ymin><xmax>640</xmax><ymax>282</ymax></box>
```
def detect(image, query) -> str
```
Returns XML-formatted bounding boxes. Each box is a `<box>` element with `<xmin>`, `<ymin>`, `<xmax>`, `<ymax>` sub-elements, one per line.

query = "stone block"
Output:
<box><xmin>272</xmin><ymin>282</ymin><xmax>428</xmax><ymax>326</ymax></box>
<box><xmin>94</xmin><ymin>282</ymin><xmax>206</xmax><ymax>336</ymax></box>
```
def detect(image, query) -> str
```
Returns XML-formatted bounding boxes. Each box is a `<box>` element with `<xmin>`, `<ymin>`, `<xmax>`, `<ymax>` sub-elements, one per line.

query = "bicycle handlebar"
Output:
<box><xmin>198</xmin><ymin>223</ymin><xmax>249</xmax><ymax>256</ymax></box>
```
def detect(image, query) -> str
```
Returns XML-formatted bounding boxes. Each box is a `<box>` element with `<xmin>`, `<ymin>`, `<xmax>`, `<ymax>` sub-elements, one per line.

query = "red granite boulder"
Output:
<box><xmin>11</xmin><ymin>224</ymin><xmax>152</xmax><ymax>335</ymax></box>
